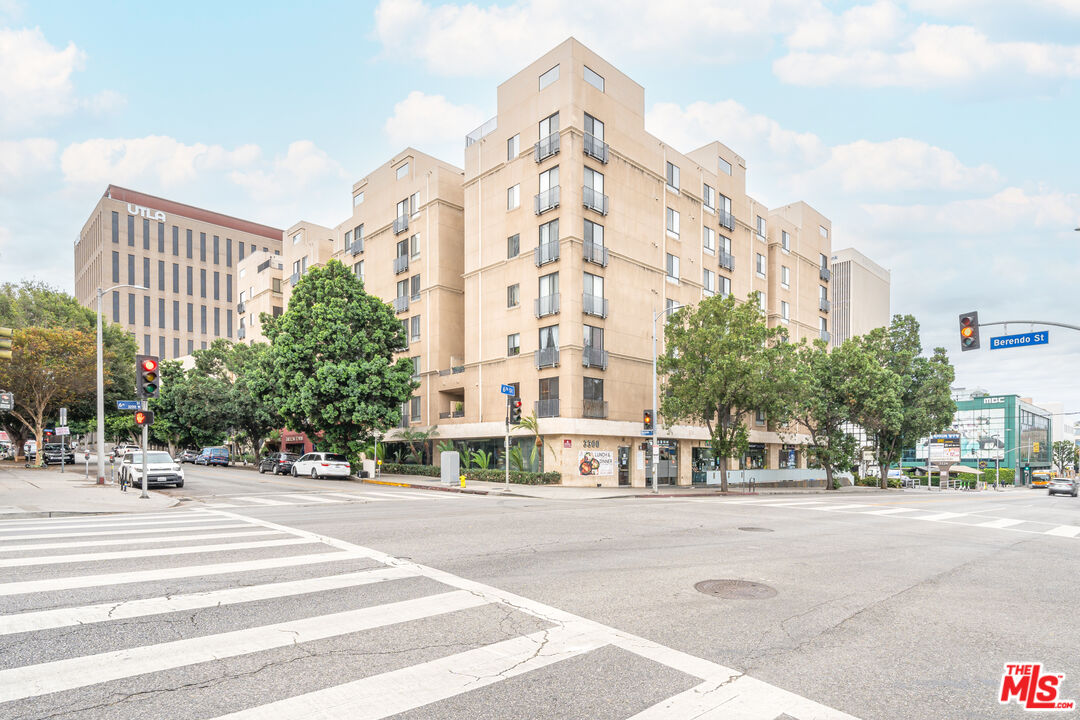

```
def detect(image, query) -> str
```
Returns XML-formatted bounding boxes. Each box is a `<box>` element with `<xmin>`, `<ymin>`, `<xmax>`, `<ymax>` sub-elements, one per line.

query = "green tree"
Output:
<box><xmin>791</xmin><ymin>338</ymin><xmax>895</xmax><ymax>490</ymax></box>
<box><xmin>854</xmin><ymin>315</ymin><xmax>956</xmax><ymax>489</ymax></box>
<box><xmin>190</xmin><ymin>339</ymin><xmax>279</xmax><ymax>458</ymax></box>
<box><xmin>658</xmin><ymin>293</ymin><xmax>795</xmax><ymax>491</ymax></box>
<box><xmin>0</xmin><ymin>327</ymin><xmax>97</xmax><ymax>466</ymax></box>
<box><xmin>263</xmin><ymin>260</ymin><xmax>416</xmax><ymax>460</ymax></box>
<box><xmin>1052</xmin><ymin>440</ymin><xmax>1077</xmax><ymax>475</ymax></box>
<box><xmin>512</xmin><ymin>411</ymin><xmax>553</xmax><ymax>472</ymax></box>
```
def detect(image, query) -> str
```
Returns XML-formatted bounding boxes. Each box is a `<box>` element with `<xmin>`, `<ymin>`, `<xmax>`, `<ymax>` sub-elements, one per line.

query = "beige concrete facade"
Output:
<box><xmin>235</xmin><ymin>251</ymin><xmax>284</xmax><ymax>343</ymax></box>
<box><xmin>74</xmin><ymin>185</ymin><xmax>282</xmax><ymax>358</ymax></box>
<box><xmin>829</xmin><ymin>247</ymin><xmax>891</xmax><ymax>347</ymax></box>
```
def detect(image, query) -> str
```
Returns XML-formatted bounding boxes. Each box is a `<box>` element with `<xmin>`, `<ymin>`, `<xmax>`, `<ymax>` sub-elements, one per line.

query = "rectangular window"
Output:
<box><xmin>666</xmin><ymin>253</ymin><xmax>680</xmax><ymax>280</ymax></box>
<box><xmin>781</xmin><ymin>301</ymin><xmax>790</xmax><ymax>321</ymax></box>
<box><xmin>400</xmin><ymin>319</ymin><xmax>409</xmax><ymax>348</ymax></box>
<box><xmin>756</xmin><ymin>253</ymin><xmax>766</xmax><ymax>277</ymax></box>
<box><xmin>507</xmin><ymin>233</ymin><xmax>520</xmax><ymax>258</ymax></box>
<box><xmin>703</xmin><ymin>226</ymin><xmax>715</xmax><ymax>253</ymax></box>
<box><xmin>819</xmin><ymin>225</ymin><xmax>829</xmax><ymax>239</ymax></box>
<box><xmin>238</xmin><ymin>242</ymin><xmax>245</xmax><ymax>261</ymax></box>
<box><xmin>226</xmin><ymin>274</ymin><xmax>232</xmax><ymax>302</ymax></box>
<box><xmin>144</xmin><ymin>334</ymin><xmax>150</xmax><ymax>354</ymax></box>
<box><xmin>226</xmin><ymin>237</ymin><xmax>232</xmax><ymax>267</ymax></box>
<box><xmin>186</xmin><ymin>229</ymin><xmax>193</xmax><ymax>258</ymax></box>
<box><xmin>583</xmin><ymin>65</ymin><xmax>605</xmax><ymax>91</ymax></box>
<box><xmin>199</xmin><ymin>232</ymin><xmax>206</xmax><ymax>261</ymax></box>
<box><xmin>111</xmin><ymin>211</ymin><xmax>119</xmax><ymax>243</ymax></box>
<box><xmin>172</xmin><ymin>226</ymin><xmax>178</xmax><ymax>255</ymax></box>
<box><xmin>584</xmin><ymin>113</ymin><xmax>604</xmax><ymax>141</ymax></box>
<box><xmin>584</xmin><ymin>219</ymin><xmax>603</xmax><ymax>248</ymax></box>
<box><xmin>353</xmin><ymin>224</ymin><xmax>364</xmax><ymax>252</ymax></box>
<box><xmin>214</xmin><ymin>307</ymin><xmax>220</xmax><ymax>336</ymax></box>
<box><xmin>142</xmin><ymin>257</ymin><xmax>150</xmax><ymax>288</ymax></box>
<box><xmin>172</xmin><ymin>263</ymin><xmax>179</xmax><ymax>293</ymax></box>
<box><xmin>111</xmin><ymin>251</ymin><xmax>119</xmax><ymax>283</ymax></box>
<box><xmin>212</xmin><ymin>235</ymin><xmax>219</xmax><ymax>264</ymax></box>
<box><xmin>128</xmin><ymin>292</ymin><xmax>135</xmax><ymax>324</ymax></box>
<box><xmin>157</xmin><ymin>260</ymin><xmax>165</xmax><ymax>290</ymax></box>
<box><xmin>539</xmin><ymin>64</ymin><xmax>559</xmax><ymax>90</ymax></box>
<box><xmin>157</xmin><ymin>222</ymin><xmax>164</xmax><ymax>253</ymax></box>
<box><xmin>583</xmin><ymin>376</ymin><xmax>603</xmax><ymax>402</ymax></box>
<box><xmin>127</xmin><ymin>214</ymin><xmax>134</xmax><ymax>247</ymax></box>
<box><xmin>583</xmin><ymin>271</ymin><xmax>603</xmax><ymax>298</ymax></box>
<box><xmin>409</xmin><ymin>191</ymin><xmax>419</xmax><ymax>215</ymax></box>
<box><xmin>353</xmin><ymin>191</ymin><xmax>364</xmax><ymax>206</ymax></box>
<box><xmin>538</xmin><ymin>218</ymin><xmax>558</xmax><ymax>248</ymax></box>
<box><xmin>173</xmin><ymin>338</ymin><xmax>179</xmax><ymax>359</ymax></box>
<box><xmin>507</xmin><ymin>184</ymin><xmax>520</xmax><ymax>210</ymax></box>
<box><xmin>353</xmin><ymin>261</ymin><xmax>364</xmax><ymax>282</ymax></box>
<box><xmin>539</xmin><ymin>324</ymin><xmax>559</xmax><ymax>350</ymax></box>
<box><xmin>539</xmin><ymin>376</ymin><xmax>559</xmax><ymax>400</ymax></box>
<box><xmin>719</xmin><ymin>193</ymin><xmax>732</xmax><ymax>215</ymax></box>
<box><xmin>507</xmin><ymin>333</ymin><xmax>520</xmax><ymax>356</ymax></box>
<box><xmin>584</xmin><ymin>324</ymin><xmax>603</xmax><ymax>350</ymax></box>
<box><xmin>583</xmin><ymin>166</ymin><xmax>603</xmax><ymax>193</ymax></box>
<box><xmin>186</xmin><ymin>266</ymin><xmax>193</xmax><ymax>296</ymax></box>
<box><xmin>539</xmin><ymin>112</ymin><xmax>559</xmax><ymax>146</ymax></box>
<box><xmin>127</xmin><ymin>254</ymin><xmax>135</xmax><ymax>285</ymax></box>
<box><xmin>719</xmin><ymin>275</ymin><xmax>731</xmax><ymax>297</ymax></box>
<box><xmin>507</xmin><ymin>284</ymin><xmax>520</xmax><ymax>308</ymax></box>
<box><xmin>187</xmin><ymin>303</ymin><xmax>193</xmax><ymax>332</ymax></box>
<box><xmin>781</xmin><ymin>230</ymin><xmax>790</xmax><ymax>252</ymax></box>
<box><xmin>409</xmin><ymin>395</ymin><xmax>421</xmax><ymax>422</ymax></box>
<box><xmin>718</xmin><ymin>156</ymin><xmax>733</xmax><ymax>175</ymax></box>
<box><xmin>213</xmin><ymin>271</ymin><xmax>220</xmax><ymax>300</ymax></box>
<box><xmin>539</xmin><ymin>271</ymin><xmax>559</xmax><ymax>299</ymax></box>
<box><xmin>143</xmin><ymin>296</ymin><xmax>150</xmax><ymax>327</ymax></box>
<box><xmin>820</xmin><ymin>284</ymin><xmax>828</xmax><ymax>301</ymax></box>
<box><xmin>112</xmin><ymin>291</ymin><xmax>119</xmax><ymax>322</ymax></box>
<box><xmin>410</xmin><ymin>274</ymin><xmax>420</xmax><ymax>301</ymax></box>
<box><xmin>539</xmin><ymin>165</ymin><xmax>559</xmax><ymax>193</ymax></box>
<box><xmin>226</xmin><ymin>309</ymin><xmax>233</xmax><ymax>338</ymax></box>
<box><xmin>272</xmin><ymin>277</ymin><xmax>282</xmax><ymax>293</ymax></box>
<box><xmin>158</xmin><ymin>298</ymin><xmax>165</xmax><ymax>328</ymax></box>
<box><xmin>756</xmin><ymin>215</ymin><xmax>766</xmax><ymax>239</ymax></box>
<box><xmin>142</xmin><ymin>218</ymin><xmax>150</xmax><ymax>250</ymax></box>
<box><xmin>756</xmin><ymin>409</ymin><xmax>766</xmax><ymax>425</ymax></box>
<box><xmin>507</xmin><ymin>134</ymin><xmax>519</xmax><ymax>160</ymax></box>
<box><xmin>820</xmin><ymin>252</ymin><xmax>829</xmax><ymax>269</ymax></box>
<box><xmin>410</xmin><ymin>315</ymin><xmax>420</xmax><ymax>341</ymax></box>
<box><xmin>820</xmin><ymin>316</ymin><xmax>828</xmax><ymax>333</ymax></box>
<box><xmin>173</xmin><ymin>301</ymin><xmax>179</xmax><ymax>331</ymax></box>
<box><xmin>200</xmin><ymin>269</ymin><xmax>207</xmax><ymax>298</ymax></box>
<box><xmin>200</xmin><ymin>305</ymin><xmax>207</xmax><ymax>334</ymax></box>
<box><xmin>187</xmin><ymin>340</ymin><xmax>193</xmax><ymax>355</ymax></box>
<box><xmin>781</xmin><ymin>266</ymin><xmax>790</xmax><ymax>288</ymax></box>
<box><xmin>410</xmin><ymin>233</ymin><xmax>420</xmax><ymax>258</ymax></box>
<box><xmin>396</xmin><ymin>162</ymin><xmax>409</xmax><ymax>180</ymax></box>
<box><xmin>703</xmin><ymin>269</ymin><xmax>715</xmax><ymax>295</ymax></box>
<box><xmin>758</xmin><ymin>293</ymin><xmax>766</xmax><ymax>311</ymax></box>
<box><xmin>666</xmin><ymin>207</ymin><xmax>680</xmax><ymax>238</ymax></box>
<box><xmin>666</xmin><ymin>161</ymin><xmax>680</xmax><ymax>191</ymax></box>
<box><xmin>703</xmin><ymin>184</ymin><xmax>715</xmax><ymax>210</ymax></box>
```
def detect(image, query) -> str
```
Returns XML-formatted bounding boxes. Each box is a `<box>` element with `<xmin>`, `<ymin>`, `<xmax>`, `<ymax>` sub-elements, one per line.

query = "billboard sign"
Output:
<box><xmin>928</xmin><ymin>433</ymin><xmax>961</xmax><ymax>465</ymax></box>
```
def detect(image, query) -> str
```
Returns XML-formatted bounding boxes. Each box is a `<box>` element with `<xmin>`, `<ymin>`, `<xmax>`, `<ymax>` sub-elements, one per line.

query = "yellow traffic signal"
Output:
<box><xmin>0</xmin><ymin>327</ymin><xmax>12</xmax><ymax>361</ymax></box>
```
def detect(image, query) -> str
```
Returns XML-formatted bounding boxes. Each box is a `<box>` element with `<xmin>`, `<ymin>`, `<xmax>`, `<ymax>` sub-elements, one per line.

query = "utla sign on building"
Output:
<box><xmin>127</xmin><ymin>203</ymin><xmax>166</xmax><ymax>222</ymax></box>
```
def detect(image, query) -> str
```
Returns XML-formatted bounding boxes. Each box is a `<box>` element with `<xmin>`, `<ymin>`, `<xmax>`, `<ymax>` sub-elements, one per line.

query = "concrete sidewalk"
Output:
<box><xmin>361</xmin><ymin>473</ymin><xmax>904</xmax><ymax>500</ymax></box>
<box><xmin>0</xmin><ymin>464</ymin><xmax>179</xmax><ymax>518</ymax></box>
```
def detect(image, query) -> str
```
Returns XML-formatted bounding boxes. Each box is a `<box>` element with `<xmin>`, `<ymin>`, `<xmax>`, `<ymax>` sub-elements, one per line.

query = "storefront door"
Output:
<box><xmin>618</xmin><ymin>446</ymin><xmax>630</xmax><ymax>486</ymax></box>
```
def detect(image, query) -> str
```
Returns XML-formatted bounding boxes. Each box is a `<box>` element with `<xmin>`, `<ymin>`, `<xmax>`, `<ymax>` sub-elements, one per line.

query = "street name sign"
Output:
<box><xmin>641</xmin><ymin>430</ymin><xmax>654</xmax><ymax>437</ymax></box>
<box><xmin>116</xmin><ymin>400</ymin><xmax>141</xmax><ymax>410</ymax></box>
<box><xmin>500</xmin><ymin>384</ymin><xmax>515</xmax><ymax>396</ymax></box>
<box><xmin>990</xmin><ymin>331</ymin><xmax>1048</xmax><ymax>350</ymax></box>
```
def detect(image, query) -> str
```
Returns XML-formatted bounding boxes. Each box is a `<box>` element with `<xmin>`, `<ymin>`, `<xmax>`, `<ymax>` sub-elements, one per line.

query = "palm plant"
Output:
<box><xmin>508</xmin><ymin>445</ymin><xmax>526</xmax><ymax>472</ymax></box>
<box><xmin>398</xmin><ymin>426</ymin><xmax>438</xmax><ymax>464</ymax></box>
<box><xmin>471</xmin><ymin>449</ymin><xmax>493</xmax><ymax>470</ymax></box>
<box><xmin>512</xmin><ymin>411</ymin><xmax>553</xmax><ymax>472</ymax></box>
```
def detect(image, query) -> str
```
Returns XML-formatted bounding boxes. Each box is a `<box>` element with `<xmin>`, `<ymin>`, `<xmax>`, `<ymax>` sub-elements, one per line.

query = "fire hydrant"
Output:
<box><xmin>459</xmin><ymin>473</ymin><xmax>466</xmax><ymax>488</ymax></box>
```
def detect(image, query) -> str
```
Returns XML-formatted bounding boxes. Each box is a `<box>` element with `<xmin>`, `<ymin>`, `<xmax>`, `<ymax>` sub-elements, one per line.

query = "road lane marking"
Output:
<box><xmin>816</xmin><ymin>504</ymin><xmax>872</xmax><ymax>511</ymax></box>
<box><xmin>0</xmin><ymin>522</ymin><xmax>254</xmax><ymax>542</ymax></box>
<box><xmin>0</xmin><ymin>566</ymin><xmax>419</xmax><ymax>635</ymax></box>
<box><xmin>227</xmin><ymin>496</ymin><xmax>293</xmax><ymax>506</ymax></box>
<box><xmin>272</xmin><ymin>494</ymin><xmax>343</xmax><ymax>504</ymax></box>
<box><xmin>207</xmin><ymin>623</ymin><xmax>609</xmax><ymax>720</ymax></box>
<box><xmin>862</xmin><ymin>508</ymin><xmax>919</xmax><ymax>516</ymax></box>
<box><xmin>0</xmin><ymin>537</ymin><xmax>316</xmax><ymax>568</ymax></box>
<box><xmin>0</xmin><ymin>590</ymin><xmax>488</xmax><ymax>704</ymax></box>
<box><xmin>629</xmin><ymin>675</ymin><xmax>859</xmax><ymax>720</ymax></box>
<box><xmin>318</xmin><ymin>492</ymin><xmax>388</xmax><ymax>501</ymax></box>
<box><xmin>976</xmin><ymin>518</ymin><xmax>1025</xmax><ymax>529</ymax></box>
<box><xmin>1044</xmin><ymin>525</ymin><xmax>1080</xmax><ymax>538</ymax></box>
<box><xmin>0</xmin><ymin>510</ymin><xmax>210</xmax><ymax>526</ymax></box>
<box><xmin>916</xmin><ymin>512</ymin><xmax>967</xmax><ymax>522</ymax></box>
<box><xmin>0</xmin><ymin>529</ymin><xmax>281</xmax><ymax>553</ymax></box>
<box><xmin>0</xmin><ymin>550</ymin><xmax>370</xmax><ymax>596</ymax></box>
<box><xmin>0</xmin><ymin>516</ymin><xmax>235</xmax><ymax>534</ymax></box>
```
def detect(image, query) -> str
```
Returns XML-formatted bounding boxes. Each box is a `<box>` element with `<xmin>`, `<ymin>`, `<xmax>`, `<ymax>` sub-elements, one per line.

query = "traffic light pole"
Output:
<box><xmin>140</xmin><ymin>399</ymin><xmax>149</xmax><ymax>499</ymax></box>
<box><xmin>96</xmin><ymin>283</ymin><xmax>148</xmax><ymax>484</ymax></box>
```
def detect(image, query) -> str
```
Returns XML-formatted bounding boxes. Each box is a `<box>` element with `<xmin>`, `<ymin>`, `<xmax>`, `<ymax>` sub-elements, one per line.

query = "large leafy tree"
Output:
<box><xmin>1052</xmin><ymin>440</ymin><xmax>1077</xmax><ymax>475</ymax></box>
<box><xmin>854</xmin><ymin>315</ymin><xmax>956</xmax><ymax>489</ymax></box>
<box><xmin>263</xmin><ymin>260</ymin><xmax>416</xmax><ymax>460</ymax></box>
<box><xmin>792</xmin><ymin>338</ymin><xmax>901</xmax><ymax>489</ymax></box>
<box><xmin>0</xmin><ymin>327</ymin><xmax>97</xmax><ymax>465</ymax></box>
<box><xmin>191</xmin><ymin>339</ymin><xmax>279</xmax><ymax>457</ymax></box>
<box><xmin>658</xmin><ymin>293</ymin><xmax>795</xmax><ymax>491</ymax></box>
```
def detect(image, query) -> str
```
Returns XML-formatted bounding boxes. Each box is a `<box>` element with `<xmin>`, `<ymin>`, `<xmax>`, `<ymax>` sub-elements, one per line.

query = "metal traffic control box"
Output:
<box><xmin>440</xmin><ymin>451</ymin><xmax>460</xmax><ymax>485</ymax></box>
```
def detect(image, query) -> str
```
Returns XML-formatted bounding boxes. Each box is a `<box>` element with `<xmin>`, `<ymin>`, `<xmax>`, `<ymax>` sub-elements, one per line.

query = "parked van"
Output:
<box><xmin>195</xmin><ymin>446</ymin><xmax>230</xmax><ymax>467</ymax></box>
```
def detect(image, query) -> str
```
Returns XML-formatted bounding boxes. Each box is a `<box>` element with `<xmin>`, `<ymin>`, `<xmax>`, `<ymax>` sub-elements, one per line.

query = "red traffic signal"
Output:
<box><xmin>135</xmin><ymin>354</ymin><xmax>161</xmax><ymax>399</ymax></box>
<box><xmin>959</xmin><ymin>311</ymin><xmax>980</xmax><ymax>352</ymax></box>
<box><xmin>141</xmin><ymin>358</ymin><xmax>158</xmax><ymax>373</ymax></box>
<box><xmin>134</xmin><ymin>409</ymin><xmax>154</xmax><ymax>427</ymax></box>
<box><xmin>509</xmin><ymin>397</ymin><xmax>523</xmax><ymax>424</ymax></box>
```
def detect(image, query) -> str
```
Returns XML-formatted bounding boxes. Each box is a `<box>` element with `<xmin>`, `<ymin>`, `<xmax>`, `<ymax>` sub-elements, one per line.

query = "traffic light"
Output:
<box><xmin>509</xmin><ymin>398</ymin><xmax>523</xmax><ymax>424</ymax></box>
<box><xmin>135</xmin><ymin>354</ymin><xmax>160</xmax><ymax>399</ymax></box>
<box><xmin>643</xmin><ymin>409</ymin><xmax>654</xmax><ymax>431</ymax></box>
<box><xmin>959</xmin><ymin>311</ymin><xmax>980</xmax><ymax>352</ymax></box>
<box><xmin>0</xmin><ymin>327</ymin><xmax>12</xmax><ymax>360</ymax></box>
<box><xmin>134</xmin><ymin>409</ymin><xmax>154</xmax><ymax>427</ymax></box>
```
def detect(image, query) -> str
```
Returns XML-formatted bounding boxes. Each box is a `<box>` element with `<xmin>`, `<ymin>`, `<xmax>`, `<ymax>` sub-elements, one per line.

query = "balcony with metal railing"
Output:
<box><xmin>534</xmin><ymin>132</ymin><xmax>560</xmax><ymax>162</ymax></box>
<box><xmin>393</xmin><ymin>296</ymin><xmax>409</xmax><ymax>314</ymax></box>
<box><xmin>534</xmin><ymin>241</ymin><xmax>559</xmax><ymax>266</ymax></box>
<box><xmin>394</xmin><ymin>255</ymin><xmax>409</xmax><ymax>274</ymax></box>
<box><xmin>350</xmin><ymin>241</ymin><xmax>363</xmax><ymax>255</ymax></box>
<box><xmin>237</xmin><ymin>326</ymin><xmax>246</xmax><ymax>340</ymax></box>
<box><xmin>535</xmin><ymin>293</ymin><xmax>560</xmax><ymax>318</ymax></box>
<box><xmin>582</xmin><ymin>293</ymin><xmax>608</xmax><ymax>318</ymax></box>
<box><xmin>236</xmin><ymin>301</ymin><xmax>245</xmax><ymax>315</ymax></box>
<box><xmin>393</xmin><ymin>215</ymin><xmax>409</xmax><ymax>235</ymax></box>
<box><xmin>465</xmin><ymin>116</ymin><xmax>497</xmax><ymax>147</ymax></box>
<box><xmin>819</xmin><ymin>297</ymin><xmax>831</xmax><ymax>312</ymax></box>
<box><xmin>290</xmin><ymin>272</ymin><xmax>300</xmax><ymax>286</ymax></box>
<box><xmin>718</xmin><ymin>251</ymin><xmax>735</xmax><ymax>272</ymax></box>
<box><xmin>535</xmin><ymin>398</ymin><xmax>560</xmax><ymax>418</ymax></box>
<box><xmin>582</xmin><ymin>186</ymin><xmax>608</xmax><ymax>215</ymax></box>
<box><xmin>718</xmin><ymin>209</ymin><xmax>735</xmax><ymax>231</ymax></box>
<box><xmin>819</xmin><ymin>266</ymin><xmax>831</xmax><ymax>281</ymax></box>
<box><xmin>583</xmin><ymin>242</ymin><xmax>608</xmax><ymax>267</ymax></box>
<box><xmin>582</xmin><ymin>345</ymin><xmax>608</xmax><ymax>370</ymax></box>
<box><xmin>534</xmin><ymin>346</ymin><xmax>559</xmax><ymax>369</ymax></box>
<box><xmin>583</xmin><ymin>133</ymin><xmax>608</xmax><ymax>164</ymax></box>
<box><xmin>534</xmin><ymin>185</ymin><xmax>560</xmax><ymax>215</ymax></box>
<box><xmin>582</xmin><ymin>399</ymin><xmax>608</xmax><ymax>419</ymax></box>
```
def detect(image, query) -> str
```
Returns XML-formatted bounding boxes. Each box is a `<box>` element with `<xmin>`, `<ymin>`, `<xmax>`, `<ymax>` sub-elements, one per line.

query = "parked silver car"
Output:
<box><xmin>1048</xmin><ymin>477</ymin><xmax>1079</xmax><ymax>497</ymax></box>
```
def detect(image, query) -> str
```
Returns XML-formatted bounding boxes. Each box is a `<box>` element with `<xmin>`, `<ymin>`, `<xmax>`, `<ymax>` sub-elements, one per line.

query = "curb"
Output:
<box><xmin>358</xmin><ymin>477</ymin><xmax>495</xmax><ymax>496</ymax></box>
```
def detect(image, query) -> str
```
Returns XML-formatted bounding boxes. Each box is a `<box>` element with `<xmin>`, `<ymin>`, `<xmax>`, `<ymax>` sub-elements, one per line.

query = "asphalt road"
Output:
<box><xmin>1</xmin><ymin>477</ymin><xmax>1078</xmax><ymax>719</ymax></box>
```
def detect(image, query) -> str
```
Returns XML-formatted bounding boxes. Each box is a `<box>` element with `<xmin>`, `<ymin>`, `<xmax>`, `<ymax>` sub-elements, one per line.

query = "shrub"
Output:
<box><xmin>380</xmin><ymin>463</ymin><xmax>440</xmax><ymax>477</ymax></box>
<box><xmin>378</xmin><ymin>463</ymin><xmax>560</xmax><ymax>485</ymax></box>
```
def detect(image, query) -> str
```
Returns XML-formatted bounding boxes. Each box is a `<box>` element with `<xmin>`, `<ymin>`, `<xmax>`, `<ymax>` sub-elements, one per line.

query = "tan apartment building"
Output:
<box><xmin>235</xmin><ymin>250</ymin><xmax>285</xmax><ymax>343</ymax></box>
<box><xmin>829</xmin><ymin>247</ymin><xmax>891</xmax><ymax>347</ymax></box>
<box><xmin>74</xmin><ymin>185</ymin><xmax>282</xmax><ymax>359</ymax></box>
<box><xmin>443</xmin><ymin>38</ymin><xmax>832</xmax><ymax>486</ymax></box>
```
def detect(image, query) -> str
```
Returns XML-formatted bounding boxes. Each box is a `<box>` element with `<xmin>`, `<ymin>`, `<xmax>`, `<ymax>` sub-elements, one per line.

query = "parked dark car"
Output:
<box><xmin>42</xmin><ymin>443</ymin><xmax>76</xmax><ymax>465</ymax></box>
<box><xmin>178</xmin><ymin>449</ymin><xmax>198</xmax><ymax>464</ymax></box>
<box><xmin>259</xmin><ymin>452</ymin><xmax>299</xmax><ymax>475</ymax></box>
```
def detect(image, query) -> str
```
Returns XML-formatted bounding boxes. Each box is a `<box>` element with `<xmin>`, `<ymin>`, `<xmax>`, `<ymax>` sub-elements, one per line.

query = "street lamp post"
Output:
<box><xmin>651</xmin><ymin>304</ymin><xmax>680</xmax><ymax>494</ymax></box>
<box><xmin>95</xmin><ymin>284</ymin><xmax>148</xmax><ymax>484</ymax></box>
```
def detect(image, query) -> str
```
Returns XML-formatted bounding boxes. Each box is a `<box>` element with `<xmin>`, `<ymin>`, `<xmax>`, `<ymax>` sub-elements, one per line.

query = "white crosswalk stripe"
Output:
<box><xmin>201</xmin><ymin>489</ymin><xmax>473</xmax><ymax>508</ymax></box>
<box><xmin>0</xmin><ymin>509</ymin><xmax>858</xmax><ymax>720</ymax></box>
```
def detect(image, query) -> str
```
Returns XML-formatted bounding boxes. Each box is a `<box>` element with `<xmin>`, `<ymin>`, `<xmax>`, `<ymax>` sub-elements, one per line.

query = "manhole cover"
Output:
<box><xmin>695</xmin><ymin>579</ymin><xmax>778</xmax><ymax>599</ymax></box>
<box><xmin>738</xmin><ymin>526</ymin><xmax>773</xmax><ymax>532</ymax></box>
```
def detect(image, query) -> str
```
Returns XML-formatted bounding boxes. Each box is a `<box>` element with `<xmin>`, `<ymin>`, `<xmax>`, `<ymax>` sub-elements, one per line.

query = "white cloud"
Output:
<box><xmin>861</xmin><ymin>187</ymin><xmax>1080</xmax><ymax>234</ymax></box>
<box><xmin>0</xmin><ymin>138</ymin><xmax>57</xmax><ymax>187</ymax></box>
<box><xmin>60</xmin><ymin>136</ymin><xmax>262</xmax><ymax>187</ymax></box>
<box><xmin>0</xmin><ymin>26</ymin><xmax>85</xmax><ymax>130</ymax></box>
<box><xmin>775</xmin><ymin>11</ymin><xmax>1080</xmax><ymax>87</ymax></box>
<box><xmin>374</xmin><ymin>0</ymin><xmax>814</xmax><ymax>76</ymax></box>
<box><xmin>229</xmin><ymin>140</ymin><xmax>347</xmax><ymax>203</ymax></box>
<box><xmin>384</xmin><ymin>91</ymin><xmax>485</xmax><ymax>163</ymax></box>
<box><xmin>645</xmin><ymin>99</ymin><xmax>998</xmax><ymax>199</ymax></box>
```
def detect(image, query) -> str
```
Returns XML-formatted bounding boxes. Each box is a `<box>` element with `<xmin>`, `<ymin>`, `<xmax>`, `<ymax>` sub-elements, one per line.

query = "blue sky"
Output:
<box><xmin>2</xmin><ymin>0</ymin><xmax>1079</xmax><ymax>412</ymax></box>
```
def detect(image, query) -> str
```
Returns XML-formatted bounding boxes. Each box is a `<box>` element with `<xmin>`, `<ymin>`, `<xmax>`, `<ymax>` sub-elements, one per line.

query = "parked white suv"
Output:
<box><xmin>291</xmin><ymin>452</ymin><xmax>351</xmax><ymax>479</ymax></box>
<box><xmin>120</xmin><ymin>451</ymin><xmax>185</xmax><ymax>488</ymax></box>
